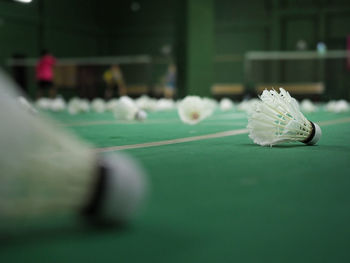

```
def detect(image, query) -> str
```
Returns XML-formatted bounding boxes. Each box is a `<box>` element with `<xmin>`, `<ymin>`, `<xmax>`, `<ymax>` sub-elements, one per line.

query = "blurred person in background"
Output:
<box><xmin>36</xmin><ymin>49</ymin><xmax>56</xmax><ymax>98</ymax></box>
<box><xmin>103</xmin><ymin>64</ymin><xmax>127</xmax><ymax>99</ymax></box>
<box><xmin>163</xmin><ymin>63</ymin><xmax>176</xmax><ymax>98</ymax></box>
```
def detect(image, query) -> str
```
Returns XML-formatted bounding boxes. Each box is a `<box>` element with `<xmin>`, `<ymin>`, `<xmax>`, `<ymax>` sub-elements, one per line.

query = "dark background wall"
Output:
<box><xmin>0</xmin><ymin>0</ymin><xmax>349</xmax><ymax>98</ymax></box>
<box><xmin>0</xmin><ymin>0</ymin><xmax>99</xmax><ymax>62</ymax></box>
<box><xmin>96</xmin><ymin>0</ymin><xmax>176</xmax><ymax>57</ymax></box>
<box><xmin>215</xmin><ymin>0</ymin><xmax>350</xmax><ymax>85</ymax></box>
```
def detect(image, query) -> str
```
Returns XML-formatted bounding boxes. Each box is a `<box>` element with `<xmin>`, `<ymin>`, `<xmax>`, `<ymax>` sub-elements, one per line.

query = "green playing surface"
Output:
<box><xmin>1</xmin><ymin>108</ymin><xmax>350</xmax><ymax>263</ymax></box>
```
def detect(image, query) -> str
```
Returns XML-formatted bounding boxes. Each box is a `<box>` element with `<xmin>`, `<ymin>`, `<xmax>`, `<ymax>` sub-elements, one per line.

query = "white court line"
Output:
<box><xmin>61</xmin><ymin>119</ymin><xmax>177</xmax><ymax>127</ymax></box>
<box><xmin>94</xmin><ymin>117</ymin><xmax>350</xmax><ymax>152</ymax></box>
<box><xmin>95</xmin><ymin>129</ymin><xmax>249</xmax><ymax>152</ymax></box>
<box><xmin>202</xmin><ymin>122</ymin><xmax>246</xmax><ymax>126</ymax></box>
<box><xmin>318</xmin><ymin>117</ymin><xmax>350</xmax><ymax>126</ymax></box>
<box><xmin>209</xmin><ymin>113</ymin><xmax>246</xmax><ymax>120</ymax></box>
<box><xmin>60</xmin><ymin>113</ymin><xmax>246</xmax><ymax>127</ymax></box>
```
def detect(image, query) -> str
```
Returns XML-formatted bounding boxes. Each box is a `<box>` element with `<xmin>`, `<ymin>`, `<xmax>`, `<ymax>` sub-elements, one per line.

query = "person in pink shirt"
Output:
<box><xmin>36</xmin><ymin>50</ymin><xmax>56</xmax><ymax>98</ymax></box>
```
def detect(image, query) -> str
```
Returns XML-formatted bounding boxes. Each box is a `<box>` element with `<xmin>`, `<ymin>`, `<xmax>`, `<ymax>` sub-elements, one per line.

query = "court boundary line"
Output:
<box><xmin>94</xmin><ymin>117</ymin><xmax>350</xmax><ymax>152</ymax></box>
<box><xmin>317</xmin><ymin>117</ymin><xmax>350</xmax><ymax>126</ymax></box>
<box><xmin>95</xmin><ymin>129</ymin><xmax>249</xmax><ymax>152</ymax></box>
<box><xmin>60</xmin><ymin>113</ymin><xmax>246</xmax><ymax>127</ymax></box>
<box><xmin>60</xmin><ymin>119</ymin><xmax>177</xmax><ymax>127</ymax></box>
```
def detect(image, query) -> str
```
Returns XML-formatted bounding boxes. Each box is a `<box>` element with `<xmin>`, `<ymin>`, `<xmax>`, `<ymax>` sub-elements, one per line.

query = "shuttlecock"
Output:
<box><xmin>35</xmin><ymin>98</ymin><xmax>52</xmax><ymax>110</ymax></box>
<box><xmin>67</xmin><ymin>98</ymin><xmax>90</xmax><ymax>115</ymax></box>
<box><xmin>135</xmin><ymin>110</ymin><xmax>148</xmax><ymax>121</ymax></box>
<box><xmin>114</xmin><ymin>96</ymin><xmax>147</xmax><ymax>121</ymax></box>
<box><xmin>325</xmin><ymin>100</ymin><xmax>349</xmax><ymax>113</ymax></box>
<box><xmin>91</xmin><ymin>98</ymin><xmax>106</xmax><ymax>113</ymax></box>
<box><xmin>325</xmin><ymin>100</ymin><xmax>336</xmax><ymax>112</ymax></box>
<box><xmin>300</xmin><ymin>99</ymin><xmax>317</xmax><ymax>113</ymax></box>
<box><xmin>68</xmin><ymin>98</ymin><xmax>82</xmax><ymax>115</ymax></box>
<box><xmin>335</xmin><ymin>100</ymin><xmax>349</xmax><ymax>112</ymax></box>
<box><xmin>0</xmin><ymin>70</ymin><xmax>147</xmax><ymax>227</ymax></box>
<box><xmin>155</xmin><ymin>98</ymin><xmax>175</xmax><ymax>111</ymax></box>
<box><xmin>136</xmin><ymin>95</ymin><xmax>157</xmax><ymax>112</ymax></box>
<box><xmin>106</xmin><ymin>99</ymin><xmax>119</xmax><ymax>112</ymax></box>
<box><xmin>50</xmin><ymin>96</ymin><xmax>66</xmax><ymax>112</ymax></box>
<box><xmin>202</xmin><ymin>97</ymin><xmax>218</xmax><ymax>114</ymax></box>
<box><xmin>237</xmin><ymin>99</ymin><xmax>261</xmax><ymax>114</ymax></box>
<box><xmin>220</xmin><ymin>98</ymin><xmax>234</xmax><ymax>111</ymax></box>
<box><xmin>178</xmin><ymin>96</ymin><xmax>212</xmax><ymax>125</ymax></box>
<box><xmin>247</xmin><ymin>88</ymin><xmax>322</xmax><ymax>146</ymax></box>
<box><xmin>79</xmin><ymin>99</ymin><xmax>90</xmax><ymax>113</ymax></box>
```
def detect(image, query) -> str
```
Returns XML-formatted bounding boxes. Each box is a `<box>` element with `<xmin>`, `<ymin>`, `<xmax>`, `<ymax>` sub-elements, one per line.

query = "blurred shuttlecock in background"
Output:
<box><xmin>114</xmin><ymin>96</ymin><xmax>147</xmax><ymax>121</ymax></box>
<box><xmin>35</xmin><ymin>98</ymin><xmax>51</xmax><ymax>110</ymax></box>
<box><xmin>106</xmin><ymin>99</ymin><xmax>119</xmax><ymax>112</ymax></box>
<box><xmin>247</xmin><ymin>88</ymin><xmax>322</xmax><ymax>146</ymax></box>
<box><xmin>91</xmin><ymin>98</ymin><xmax>106</xmax><ymax>113</ymax></box>
<box><xmin>300</xmin><ymin>99</ymin><xmax>317</xmax><ymax>113</ymax></box>
<box><xmin>79</xmin><ymin>99</ymin><xmax>90</xmax><ymax>113</ymax></box>
<box><xmin>326</xmin><ymin>100</ymin><xmax>349</xmax><ymax>113</ymax></box>
<box><xmin>335</xmin><ymin>100</ymin><xmax>350</xmax><ymax>112</ymax></box>
<box><xmin>67</xmin><ymin>98</ymin><xmax>82</xmax><ymax>115</ymax></box>
<box><xmin>50</xmin><ymin>96</ymin><xmax>66</xmax><ymax>112</ymax></box>
<box><xmin>237</xmin><ymin>98</ymin><xmax>261</xmax><ymax>114</ymax></box>
<box><xmin>202</xmin><ymin>97</ymin><xmax>218</xmax><ymax>115</ymax></box>
<box><xmin>178</xmin><ymin>96</ymin><xmax>213</xmax><ymax>125</ymax></box>
<box><xmin>155</xmin><ymin>98</ymin><xmax>175</xmax><ymax>111</ymax></box>
<box><xmin>135</xmin><ymin>95</ymin><xmax>157</xmax><ymax>112</ymax></box>
<box><xmin>67</xmin><ymin>98</ymin><xmax>90</xmax><ymax>115</ymax></box>
<box><xmin>219</xmin><ymin>98</ymin><xmax>234</xmax><ymax>111</ymax></box>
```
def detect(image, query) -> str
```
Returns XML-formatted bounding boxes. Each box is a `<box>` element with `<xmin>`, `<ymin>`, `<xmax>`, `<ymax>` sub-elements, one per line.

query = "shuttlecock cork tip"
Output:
<box><xmin>82</xmin><ymin>154</ymin><xmax>147</xmax><ymax>225</ymax></box>
<box><xmin>303</xmin><ymin>121</ymin><xmax>322</xmax><ymax>145</ymax></box>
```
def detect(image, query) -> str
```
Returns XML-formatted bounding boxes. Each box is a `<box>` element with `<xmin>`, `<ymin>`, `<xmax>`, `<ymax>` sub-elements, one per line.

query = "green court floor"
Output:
<box><xmin>1</xmin><ymin>108</ymin><xmax>350</xmax><ymax>263</ymax></box>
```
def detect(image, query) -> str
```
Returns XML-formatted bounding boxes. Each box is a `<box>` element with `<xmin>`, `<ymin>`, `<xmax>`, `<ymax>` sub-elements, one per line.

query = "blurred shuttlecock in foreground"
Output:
<box><xmin>18</xmin><ymin>96</ymin><xmax>37</xmax><ymax>114</ymax></box>
<box><xmin>247</xmin><ymin>88</ymin><xmax>322</xmax><ymax>146</ymax></box>
<box><xmin>0</xmin><ymin>71</ymin><xmax>147</xmax><ymax>228</ymax></box>
<box><xmin>178</xmin><ymin>96</ymin><xmax>213</xmax><ymax>125</ymax></box>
